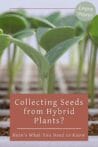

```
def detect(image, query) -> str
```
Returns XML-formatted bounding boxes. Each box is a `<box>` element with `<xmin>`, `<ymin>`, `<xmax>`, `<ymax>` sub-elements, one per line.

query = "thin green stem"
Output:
<box><xmin>12</xmin><ymin>44</ymin><xmax>17</xmax><ymax>63</ymax></box>
<box><xmin>88</xmin><ymin>43</ymin><xmax>93</xmax><ymax>83</ymax></box>
<box><xmin>47</xmin><ymin>66</ymin><xmax>55</xmax><ymax>93</ymax></box>
<box><xmin>8</xmin><ymin>44</ymin><xmax>17</xmax><ymax>97</ymax></box>
<box><xmin>42</xmin><ymin>66</ymin><xmax>55</xmax><ymax>94</ymax></box>
<box><xmin>8</xmin><ymin>45</ymin><xmax>12</xmax><ymax>97</ymax></box>
<box><xmin>76</xmin><ymin>38</ymin><xmax>87</xmax><ymax>91</ymax></box>
<box><xmin>43</xmin><ymin>77</ymin><xmax>48</xmax><ymax>94</ymax></box>
<box><xmin>88</xmin><ymin>45</ymin><xmax>97</xmax><ymax>107</ymax></box>
<box><xmin>35</xmin><ymin>31</ymin><xmax>41</xmax><ymax>52</ymax></box>
<box><xmin>69</xmin><ymin>48</ymin><xmax>75</xmax><ymax>67</ymax></box>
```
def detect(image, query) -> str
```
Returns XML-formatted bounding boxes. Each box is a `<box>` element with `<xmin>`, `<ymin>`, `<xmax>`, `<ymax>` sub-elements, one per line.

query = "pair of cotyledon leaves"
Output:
<box><xmin>0</xmin><ymin>27</ymin><xmax>82</xmax><ymax>77</ymax></box>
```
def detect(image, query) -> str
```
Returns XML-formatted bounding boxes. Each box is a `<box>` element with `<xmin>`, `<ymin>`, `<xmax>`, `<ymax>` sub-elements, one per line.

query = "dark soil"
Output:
<box><xmin>88</xmin><ymin>124</ymin><xmax>98</xmax><ymax>135</ymax></box>
<box><xmin>88</xmin><ymin>114</ymin><xmax>98</xmax><ymax>121</ymax></box>
<box><xmin>0</xmin><ymin>127</ymin><xmax>9</xmax><ymax>136</ymax></box>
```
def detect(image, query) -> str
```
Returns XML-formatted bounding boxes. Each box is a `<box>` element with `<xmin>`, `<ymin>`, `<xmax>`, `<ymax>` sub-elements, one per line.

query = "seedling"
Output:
<box><xmin>0</xmin><ymin>27</ymin><xmax>81</xmax><ymax>94</ymax></box>
<box><xmin>45</xmin><ymin>13</ymin><xmax>98</xmax><ymax>107</ymax></box>
<box><xmin>0</xmin><ymin>12</ymin><xmax>32</xmax><ymax>97</ymax></box>
<box><xmin>88</xmin><ymin>15</ymin><xmax>98</xmax><ymax>107</ymax></box>
<box><xmin>10</xmin><ymin>27</ymin><xmax>81</xmax><ymax>93</ymax></box>
<box><xmin>74</xmin><ymin>15</ymin><xmax>98</xmax><ymax>107</ymax></box>
<box><xmin>0</xmin><ymin>10</ymin><xmax>56</xmax><ymax>96</ymax></box>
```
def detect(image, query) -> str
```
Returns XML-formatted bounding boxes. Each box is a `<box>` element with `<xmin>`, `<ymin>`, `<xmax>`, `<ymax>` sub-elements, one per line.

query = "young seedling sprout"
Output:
<box><xmin>88</xmin><ymin>15</ymin><xmax>98</xmax><ymax>107</ymax></box>
<box><xmin>11</xmin><ymin>27</ymin><xmax>81</xmax><ymax>94</ymax></box>
<box><xmin>44</xmin><ymin>12</ymin><xmax>98</xmax><ymax>107</ymax></box>
<box><xmin>0</xmin><ymin>12</ymin><xmax>32</xmax><ymax>97</ymax></box>
<box><xmin>0</xmin><ymin>10</ymin><xmax>57</xmax><ymax>96</ymax></box>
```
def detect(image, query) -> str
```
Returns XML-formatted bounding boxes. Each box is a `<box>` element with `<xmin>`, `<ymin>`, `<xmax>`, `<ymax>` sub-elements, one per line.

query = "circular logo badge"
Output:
<box><xmin>75</xmin><ymin>1</ymin><xmax>96</xmax><ymax>21</ymax></box>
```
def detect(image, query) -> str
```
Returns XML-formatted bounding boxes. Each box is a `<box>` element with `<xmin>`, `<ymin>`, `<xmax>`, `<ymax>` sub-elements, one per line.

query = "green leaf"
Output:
<box><xmin>45</xmin><ymin>12</ymin><xmax>61</xmax><ymax>25</ymax></box>
<box><xmin>11</xmin><ymin>37</ymin><xmax>49</xmax><ymax>77</ymax></box>
<box><xmin>0</xmin><ymin>14</ymin><xmax>29</xmax><ymax>34</ymax></box>
<box><xmin>2</xmin><ymin>9</ymin><xmax>28</xmax><ymax>18</ymax></box>
<box><xmin>13</xmin><ymin>29</ymin><xmax>34</xmax><ymax>39</ymax></box>
<box><xmin>36</xmin><ymin>27</ymin><xmax>50</xmax><ymax>43</ymax></box>
<box><xmin>45</xmin><ymin>36</ymin><xmax>81</xmax><ymax>65</ymax></box>
<box><xmin>89</xmin><ymin>15</ymin><xmax>98</xmax><ymax>46</ymax></box>
<box><xmin>75</xmin><ymin>23</ymin><xmax>84</xmax><ymax>36</ymax></box>
<box><xmin>28</xmin><ymin>17</ymin><xmax>55</xmax><ymax>29</ymax></box>
<box><xmin>40</xmin><ymin>27</ymin><xmax>75</xmax><ymax>51</ymax></box>
<box><xmin>0</xmin><ymin>34</ymin><xmax>11</xmax><ymax>57</ymax></box>
<box><xmin>54</xmin><ymin>14</ymin><xmax>85</xmax><ymax>35</ymax></box>
<box><xmin>55</xmin><ymin>15</ymin><xmax>79</xmax><ymax>27</ymax></box>
<box><xmin>0</xmin><ymin>29</ymin><xmax>3</xmax><ymax>34</ymax></box>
